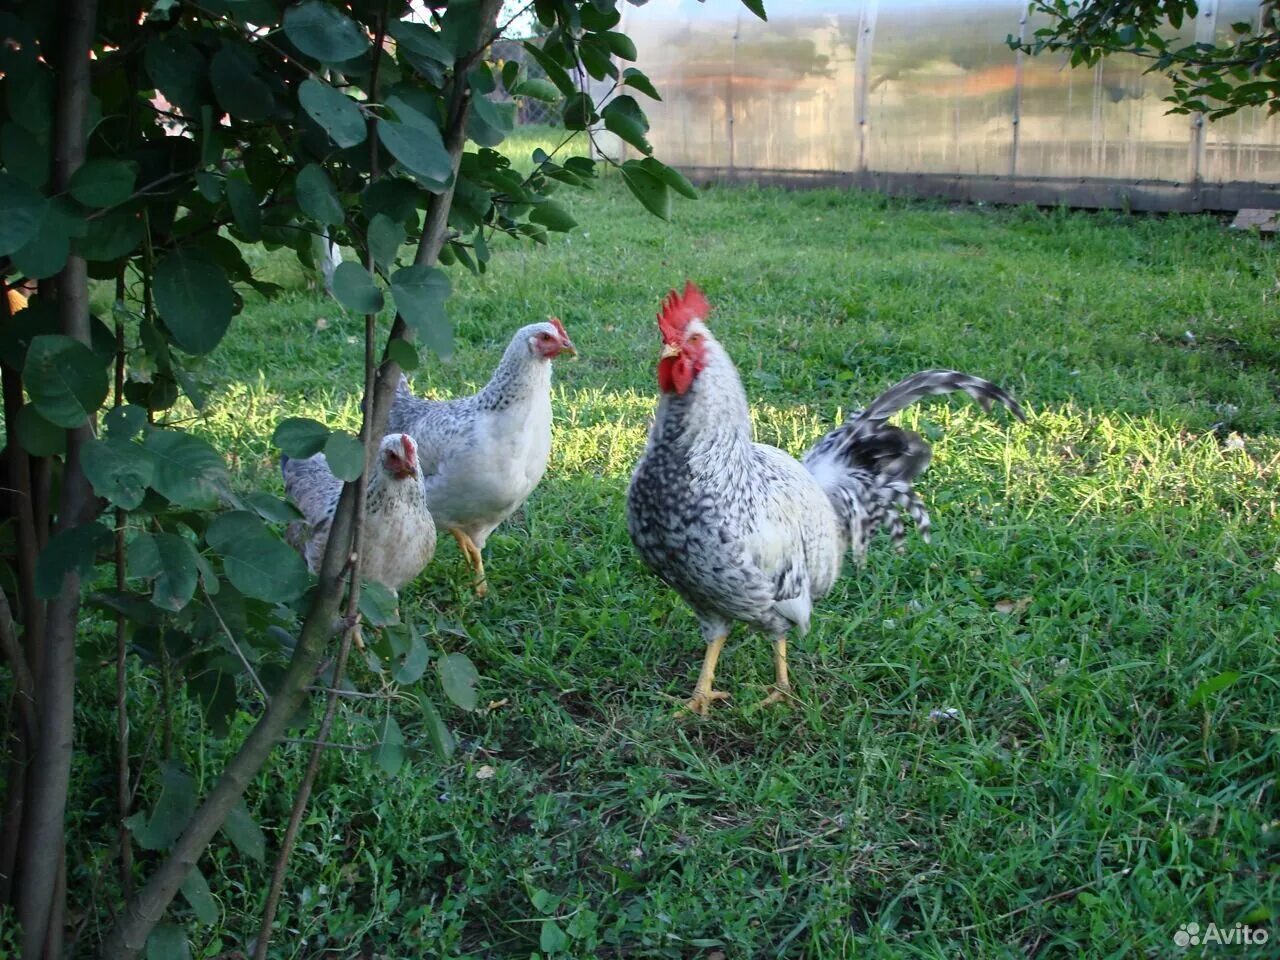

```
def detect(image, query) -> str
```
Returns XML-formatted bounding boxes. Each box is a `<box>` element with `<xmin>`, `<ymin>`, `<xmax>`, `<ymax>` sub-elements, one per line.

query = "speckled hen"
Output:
<box><xmin>627</xmin><ymin>283</ymin><xmax>1025</xmax><ymax>715</ymax></box>
<box><xmin>386</xmin><ymin>319</ymin><xmax>575</xmax><ymax>596</ymax></box>
<box><xmin>282</xmin><ymin>433</ymin><xmax>436</xmax><ymax>593</ymax></box>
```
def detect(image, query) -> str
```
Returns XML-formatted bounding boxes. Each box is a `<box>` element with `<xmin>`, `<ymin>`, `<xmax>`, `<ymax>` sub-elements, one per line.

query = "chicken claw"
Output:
<box><xmin>758</xmin><ymin>684</ymin><xmax>794</xmax><ymax>708</ymax></box>
<box><xmin>682</xmin><ymin>688</ymin><xmax>730</xmax><ymax>716</ymax></box>
<box><xmin>449</xmin><ymin>528</ymin><xmax>489</xmax><ymax>597</ymax></box>
<box><xmin>757</xmin><ymin>636</ymin><xmax>793</xmax><ymax>707</ymax></box>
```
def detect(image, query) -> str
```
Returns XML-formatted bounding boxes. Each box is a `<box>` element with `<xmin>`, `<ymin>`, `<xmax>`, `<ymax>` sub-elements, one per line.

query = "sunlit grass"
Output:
<box><xmin>86</xmin><ymin>127</ymin><xmax>1280</xmax><ymax>957</ymax></box>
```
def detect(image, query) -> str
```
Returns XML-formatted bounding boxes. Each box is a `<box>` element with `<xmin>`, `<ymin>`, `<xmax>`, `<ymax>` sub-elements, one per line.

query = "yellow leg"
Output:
<box><xmin>449</xmin><ymin>528</ymin><xmax>488</xmax><ymax>598</ymax></box>
<box><xmin>683</xmin><ymin>632</ymin><xmax>730</xmax><ymax>716</ymax></box>
<box><xmin>759</xmin><ymin>636</ymin><xmax>793</xmax><ymax>707</ymax></box>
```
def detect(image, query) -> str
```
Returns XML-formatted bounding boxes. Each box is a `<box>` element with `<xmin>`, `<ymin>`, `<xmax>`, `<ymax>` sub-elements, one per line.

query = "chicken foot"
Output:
<box><xmin>683</xmin><ymin>632</ymin><xmax>730</xmax><ymax>716</ymax></box>
<box><xmin>758</xmin><ymin>635</ymin><xmax>794</xmax><ymax>707</ymax></box>
<box><xmin>449</xmin><ymin>528</ymin><xmax>488</xmax><ymax>598</ymax></box>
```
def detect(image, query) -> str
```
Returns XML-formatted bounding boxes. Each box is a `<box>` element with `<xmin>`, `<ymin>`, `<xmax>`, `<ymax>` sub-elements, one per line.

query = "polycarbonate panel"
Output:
<box><xmin>861</xmin><ymin>1</ymin><xmax>1020</xmax><ymax>175</ymax></box>
<box><xmin>622</xmin><ymin>0</ymin><xmax>1279</xmax><ymax>189</ymax></box>
<box><xmin>1202</xmin><ymin>1</ymin><xmax>1280</xmax><ymax>183</ymax></box>
<box><xmin>1018</xmin><ymin>5</ymin><xmax>1192</xmax><ymax>181</ymax></box>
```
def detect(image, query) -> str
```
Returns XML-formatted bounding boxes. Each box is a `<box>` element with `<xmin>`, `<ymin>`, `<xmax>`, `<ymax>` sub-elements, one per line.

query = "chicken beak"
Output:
<box><xmin>560</xmin><ymin>338</ymin><xmax>577</xmax><ymax>358</ymax></box>
<box><xmin>660</xmin><ymin>342</ymin><xmax>681</xmax><ymax>360</ymax></box>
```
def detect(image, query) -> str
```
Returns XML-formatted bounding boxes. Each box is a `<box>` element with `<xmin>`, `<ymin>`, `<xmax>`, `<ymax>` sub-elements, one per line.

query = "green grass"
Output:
<box><xmin>78</xmin><ymin>139</ymin><xmax>1280</xmax><ymax>957</ymax></box>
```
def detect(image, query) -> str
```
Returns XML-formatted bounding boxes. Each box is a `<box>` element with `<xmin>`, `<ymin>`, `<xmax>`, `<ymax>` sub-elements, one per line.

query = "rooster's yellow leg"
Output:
<box><xmin>449</xmin><ymin>529</ymin><xmax>488</xmax><ymax>598</ymax></box>
<box><xmin>759</xmin><ymin>636</ymin><xmax>794</xmax><ymax>707</ymax></box>
<box><xmin>683</xmin><ymin>632</ymin><xmax>730</xmax><ymax>716</ymax></box>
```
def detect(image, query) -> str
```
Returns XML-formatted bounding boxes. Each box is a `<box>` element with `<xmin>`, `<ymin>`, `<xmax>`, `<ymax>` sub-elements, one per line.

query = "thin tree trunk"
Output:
<box><xmin>114</xmin><ymin>275</ymin><xmax>133</xmax><ymax>898</ymax></box>
<box><xmin>101</xmin><ymin>4</ymin><xmax>503</xmax><ymax>955</ymax></box>
<box><xmin>15</xmin><ymin>1</ymin><xmax>100</xmax><ymax>955</ymax></box>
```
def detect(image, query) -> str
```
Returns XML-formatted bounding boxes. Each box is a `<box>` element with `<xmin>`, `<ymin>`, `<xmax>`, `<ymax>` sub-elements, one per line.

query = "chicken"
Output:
<box><xmin>282</xmin><ymin>432</ymin><xmax>436</xmax><ymax>593</ymax></box>
<box><xmin>386</xmin><ymin>318</ymin><xmax>576</xmax><ymax>597</ymax></box>
<box><xmin>627</xmin><ymin>283</ymin><xmax>1025</xmax><ymax>715</ymax></box>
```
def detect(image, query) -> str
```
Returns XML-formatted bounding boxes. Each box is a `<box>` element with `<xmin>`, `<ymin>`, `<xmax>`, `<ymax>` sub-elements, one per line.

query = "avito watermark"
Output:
<box><xmin>1174</xmin><ymin>921</ymin><xmax>1270</xmax><ymax>949</ymax></box>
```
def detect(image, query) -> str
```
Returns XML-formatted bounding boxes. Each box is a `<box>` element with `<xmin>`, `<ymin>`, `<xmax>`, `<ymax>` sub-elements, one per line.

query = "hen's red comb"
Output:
<box><xmin>400</xmin><ymin>434</ymin><xmax>416</xmax><ymax>461</ymax></box>
<box><xmin>657</xmin><ymin>281</ymin><xmax>710</xmax><ymax>343</ymax></box>
<box><xmin>548</xmin><ymin>316</ymin><xmax>569</xmax><ymax>340</ymax></box>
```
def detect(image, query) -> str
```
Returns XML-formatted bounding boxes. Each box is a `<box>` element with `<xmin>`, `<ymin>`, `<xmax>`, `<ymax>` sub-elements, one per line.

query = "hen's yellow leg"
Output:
<box><xmin>449</xmin><ymin>529</ymin><xmax>488</xmax><ymax>598</ymax></box>
<box><xmin>684</xmin><ymin>632</ymin><xmax>730</xmax><ymax>716</ymax></box>
<box><xmin>759</xmin><ymin>636</ymin><xmax>794</xmax><ymax>707</ymax></box>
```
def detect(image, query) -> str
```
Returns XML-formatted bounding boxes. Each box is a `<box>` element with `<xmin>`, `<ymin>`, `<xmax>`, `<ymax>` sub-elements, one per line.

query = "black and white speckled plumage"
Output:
<box><xmin>627</xmin><ymin>322</ymin><xmax>1025</xmax><ymax>647</ymax></box>
<box><xmin>281</xmin><ymin>433</ymin><xmax>436</xmax><ymax>591</ymax></box>
<box><xmin>385</xmin><ymin>321</ymin><xmax>564</xmax><ymax>552</ymax></box>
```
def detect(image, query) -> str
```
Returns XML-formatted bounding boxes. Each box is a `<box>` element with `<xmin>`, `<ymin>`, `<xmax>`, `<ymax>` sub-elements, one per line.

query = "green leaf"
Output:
<box><xmin>418</xmin><ymin>692</ymin><xmax>455</xmax><ymax>760</ymax></box>
<box><xmin>104</xmin><ymin>404</ymin><xmax>148</xmax><ymax>441</ymax></box>
<box><xmin>522</xmin><ymin>41</ymin><xmax>576</xmax><ymax>97</ymax></box>
<box><xmin>377</xmin><ymin>118</ymin><xmax>452</xmax><ymax>188</ymax></box>
<box><xmin>125</xmin><ymin>762</ymin><xmax>195</xmax><ymax>850</ymax></box>
<box><xmin>368</xmin><ymin>213</ymin><xmax>406</xmax><ymax>274</ymax></box>
<box><xmin>82</xmin><ymin>437</ymin><xmax>156</xmax><ymax>509</ymax></box>
<box><xmin>1188</xmin><ymin>671</ymin><xmax>1242</xmax><ymax>707</ymax></box>
<box><xmin>332</xmin><ymin>261</ymin><xmax>383</xmax><ymax>314</ymax></box>
<box><xmin>68</xmin><ymin>159</ymin><xmax>138</xmax><ymax>208</ymax></box>
<box><xmin>11</xmin><ymin>199</ymin><xmax>72</xmax><ymax>279</ymax></box>
<box><xmin>209</xmin><ymin>45</ymin><xmax>274</xmax><ymax>121</ymax></box>
<box><xmin>529</xmin><ymin>200</ymin><xmax>577</xmax><ymax>233</ymax></box>
<box><xmin>244</xmin><ymin>491</ymin><xmax>300</xmax><ymax>524</ymax></box>
<box><xmin>206</xmin><ymin>510</ymin><xmax>311</xmax><ymax>601</ymax></box>
<box><xmin>145</xmin><ymin>430</ymin><xmax>228</xmax><ymax>508</ymax></box>
<box><xmin>154</xmin><ymin>252</ymin><xmax>235</xmax><ymax>355</ymax></box>
<box><xmin>144</xmin><ymin>33</ymin><xmax>206</xmax><ymax>116</ymax></box>
<box><xmin>739</xmin><ymin>0</ymin><xmax>768</xmax><ymax>21</ymax></box>
<box><xmin>77</xmin><ymin>209</ymin><xmax>145</xmax><ymax>261</ymax></box>
<box><xmin>602</xmin><ymin>95</ymin><xmax>652</xmax><ymax>154</ymax></box>
<box><xmin>393</xmin><ymin>625</ymin><xmax>429</xmax><ymax>684</ymax></box>
<box><xmin>296</xmin><ymin>163</ymin><xmax>345</xmax><ymax>226</ymax></box>
<box><xmin>387</xmin><ymin>337</ymin><xmax>419</xmax><ymax>371</ymax></box>
<box><xmin>390</xmin><ymin>264</ymin><xmax>451</xmax><ymax>357</ymax></box>
<box><xmin>359</xmin><ymin>580</ymin><xmax>400</xmax><ymax>627</ymax></box>
<box><xmin>284</xmin><ymin>1</ymin><xmax>371</xmax><ymax>63</ymax></box>
<box><xmin>187</xmin><ymin>664</ymin><xmax>237</xmax><ymax>736</ymax></box>
<box><xmin>604</xmin><ymin>31</ymin><xmax>638</xmax><ymax>61</ymax></box>
<box><xmin>299</xmin><ymin>77</ymin><xmax>367</xmax><ymax>148</ymax></box>
<box><xmin>129</xmin><ymin>533</ymin><xmax>200</xmax><ymax>612</ymax></box>
<box><xmin>146</xmin><ymin>925</ymin><xmax>190</xmax><ymax>960</ymax></box>
<box><xmin>514</xmin><ymin>78</ymin><xmax>559</xmax><ymax>102</ymax></box>
<box><xmin>438</xmin><ymin>651</ymin><xmax>479</xmax><ymax>712</ymax></box>
<box><xmin>373</xmin><ymin>712</ymin><xmax>406</xmax><ymax>776</ymax></box>
<box><xmin>273</xmin><ymin>417</ymin><xmax>331</xmax><ymax>458</ymax></box>
<box><xmin>3</xmin><ymin>121</ymin><xmax>51</xmax><ymax>188</ymax></box>
<box><xmin>23</xmin><ymin>334</ymin><xmax>109</xmax><ymax>428</ymax></box>
<box><xmin>639</xmin><ymin>157</ymin><xmax>697</xmax><ymax>199</ymax></box>
<box><xmin>180</xmin><ymin>865</ymin><xmax>218</xmax><ymax>925</ymax></box>
<box><xmin>323</xmin><ymin>430</ymin><xmax>364</xmax><ymax>481</ymax></box>
<box><xmin>467</xmin><ymin>93</ymin><xmax>515</xmax><ymax>148</ymax></box>
<box><xmin>0</xmin><ymin>170</ymin><xmax>49</xmax><ymax>256</ymax></box>
<box><xmin>16</xmin><ymin>404</ymin><xmax>65</xmax><ymax>457</ymax></box>
<box><xmin>562</xmin><ymin>92</ymin><xmax>596</xmax><ymax>130</ymax></box>
<box><xmin>620</xmin><ymin>159</ymin><xmax>671</xmax><ymax>221</ymax></box>
<box><xmin>224</xmin><ymin>177</ymin><xmax>262</xmax><ymax>242</ymax></box>
<box><xmin>621</xmin><ymin>67</ymin><xmax>661</xmax><ymax>101</ymax></box>
<box><xmin>35</xmin><ymin>522</ymin><xmax>111</xmax><ymax>599</ymax></box>
<box><xmin>540</xmin><ymin>919</ymin><xmax>569</xmax><ymax>954</ymax></box>
<box><xmin>222</xmin><ymin>799</ymin><xmax>266</xmax><ymax>862</ymax></box>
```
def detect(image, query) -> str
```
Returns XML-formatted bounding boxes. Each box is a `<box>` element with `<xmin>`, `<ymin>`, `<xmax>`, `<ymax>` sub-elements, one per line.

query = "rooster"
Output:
<box><xmin>627</xmin><ymin>283</ymin><xmax>1025</xmax><ymax>715</ymax></box>
<box><xmin>386</xmin><ymin>318</ymin><xmax>576</xmax><ymax>596</ymax></box>
<box><xmin>282</xmin><ymin>432</ymin><xmax>436</xmax><ymax>593</ymax></box>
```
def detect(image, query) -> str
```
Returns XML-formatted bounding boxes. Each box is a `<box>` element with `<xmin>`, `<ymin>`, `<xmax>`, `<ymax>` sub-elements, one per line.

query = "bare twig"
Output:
<box><xmin>113</xmin><ymin>268</ymin><xmax>134</xmax><ymax>899</ymax></box>
<box><xmin>202</xmin><ymin>583</ymin><xmax>270</xmax><ymax>705</ymax></box>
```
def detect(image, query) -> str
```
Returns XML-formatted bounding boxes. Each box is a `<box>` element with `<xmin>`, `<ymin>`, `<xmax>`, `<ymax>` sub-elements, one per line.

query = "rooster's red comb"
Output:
<box><xmin>657</xmin><ymin>281</ymin><xmax>710</xmax><ymax>344</ymax></box>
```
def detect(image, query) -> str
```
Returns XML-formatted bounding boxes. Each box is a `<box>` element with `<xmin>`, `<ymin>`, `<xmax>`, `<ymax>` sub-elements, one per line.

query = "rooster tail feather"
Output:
<box><xmin>803</xmin><ymin>370</ymin><xmax>1023</xmax><ymax>558</ymax></box>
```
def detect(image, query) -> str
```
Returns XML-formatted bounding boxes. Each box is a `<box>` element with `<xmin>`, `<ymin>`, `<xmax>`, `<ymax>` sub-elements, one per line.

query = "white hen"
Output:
<box><xmin>386</xmin><ymin>319</ymin><xmax>575</xmax><ymax>595</ymax></box>
<box><xmin>282</xmin><ymin>432</ymin><xmax>436</xmax><ymax>593</ymax></box>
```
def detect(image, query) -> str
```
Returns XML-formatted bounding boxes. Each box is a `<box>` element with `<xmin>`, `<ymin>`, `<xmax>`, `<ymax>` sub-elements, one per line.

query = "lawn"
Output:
<box><xmin>76</xmin><ymin>134</ymin><xmax>1279</xmax><ymax>957</ymax></box>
